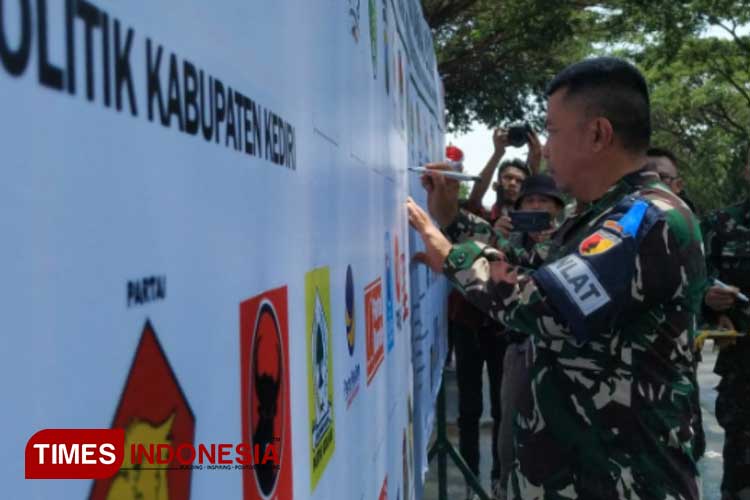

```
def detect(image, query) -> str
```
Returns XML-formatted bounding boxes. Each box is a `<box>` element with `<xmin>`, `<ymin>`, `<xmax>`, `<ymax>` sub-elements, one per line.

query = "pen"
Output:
<box><xmin>408</xmin><ymin>166</ymin><xmax>481</xmax><ymax>182</ymax></box>
<box><xmin>715</xmin><ymin>279</ymin><xmax>750</xmax><ymax>302</ymax></box>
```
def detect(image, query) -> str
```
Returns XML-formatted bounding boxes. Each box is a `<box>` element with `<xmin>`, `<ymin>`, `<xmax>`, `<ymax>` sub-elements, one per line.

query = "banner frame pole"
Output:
<box><xmin>428</xmin><ymin>380</ymin><xmax>491</xmax><ymax>500</ymax></box>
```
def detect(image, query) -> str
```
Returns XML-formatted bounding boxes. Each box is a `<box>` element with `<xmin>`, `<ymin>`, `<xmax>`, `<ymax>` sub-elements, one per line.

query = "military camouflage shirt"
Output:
<box><xmin>442</xmin><ymin>170</ymin><xmax>705</xmax><ymax>499</ymax></box>
<box><xmin>701</xmin><ymin>199</ymin><xmax>750</xmax><ymax>379</ymax></box>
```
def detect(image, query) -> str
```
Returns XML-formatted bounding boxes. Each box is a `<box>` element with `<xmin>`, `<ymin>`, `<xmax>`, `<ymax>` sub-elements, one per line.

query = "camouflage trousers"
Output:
<box><xmin>497</xmin><ymin>339</ymin><xmax>532</xmax><ymax>500</ymax></box>
<box><xmin>720</xmin><ymin>430</ymin><xmax>750</xmax><ymax>500</ymax></box>
<box><xmin>716</xmin><ymin>382</ymin><xmax>750</xmax><ymax>500</ymax></box>
<box><xmin>689</xmin><ymin>361</ymin><xmax>706</xmax><ymax>461</ymax></box>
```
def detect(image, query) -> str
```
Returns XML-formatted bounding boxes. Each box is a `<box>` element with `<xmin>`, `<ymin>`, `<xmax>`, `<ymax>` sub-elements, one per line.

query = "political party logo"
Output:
<box><xmin>433</xmin><ymin>316</ymin><xmax>440</xmax><ymax>369</ymax></box>
<box><xmin>306</xmin><ymin>267</ymin><xmax>335</xmax><ymax>490</ymax></box>
<box><xmin>344</xmin><ymin>265</ymin><xmax>361</xmax><ymax>409</ymax></box>
<box><xmin>368</xmin><ymin>0</ymin><xmax>377</xmax><ymax>79</ymax></box>
<box><xmin>365</xmin><ymin>277</ymin><xmax>385</xmax><ymax>385</ymax></box>
<box><xmin>379</xmin><ymin>476</ymin><xmax>388</xmax><ymax>500</ymax></box>
<box><xmin>398</xmin><ymin>51</ymin><xmax>405</xmax><ymax>130</ymax></box>
<box><xmin>395</xmin><ymin>236</ymin><xmax>401</xmax><ymax>305</ymax></box>
<box><xmin>385</xmin><ymin>232</ymin><xmax>395</xmax><ymax>352</ymax></box>
<box><xmin>394</xmin><ymin>235</ymin><xmax>402</xmax><ymax>330</ymax></box>
<box><xmin>415</xmin><ymin>105</ymin><xmax>421</xmax><ymax>151</ymax></box>
<box><xmin>579</xmin><ymin>230</ymin><xmax>620</xmax><ymax>256</ymax></box>
<box><xmin>382</xmin><ymin>0</ymin><xmax>390</xmax><ymax>95</ymax></box>
<box><xmin>399</xmin><ymin>234</ymin><xmax>409</xmax><ymax>321</ymax></box>
<box><xmin>346</xmin><ymin>266</ymin><xmax>356</xmax><ymax>356</ymax></box>
<box><xmin>406</xmin><ymin>397</ymin><xmax>415</xmax><ymax>500</ymax></box>
<box><xmin>348</xmin><ymin>0</ymin><xmax>361</xmax><ymax>43</ymax></box>
<box><xmin>402</xmin><ymin>430</ymin><xmax>409</xmax><ymax>500</ymax></box>
<box><xmin>90</xmin><ymin>321</ymin><xmax>195</xmax><ymax>500</ymax></box>
<box><xmin>429</xmin><ymin>342</ymin><xmax>436</xmax><ymax>392</ymax></box>
<box><xmin>240</xmin><ymin>287</ymin><xmax>293</xmax><ymax>500</ymax></box>
<box><xmin>398</xmin><ymin>51</ymin><xmax>404</xmax><ymax>97</ymax></box>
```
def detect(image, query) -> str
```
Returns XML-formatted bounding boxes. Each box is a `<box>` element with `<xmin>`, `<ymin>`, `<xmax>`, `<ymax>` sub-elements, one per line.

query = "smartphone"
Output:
<box><xmin>510</xmin><ymin>211</ymin><xmax>551</xmax><ymax>233</ymax></box>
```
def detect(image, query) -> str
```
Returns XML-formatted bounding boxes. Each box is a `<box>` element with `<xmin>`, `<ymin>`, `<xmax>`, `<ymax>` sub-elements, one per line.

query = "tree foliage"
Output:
<box><xmin>422</xmin><ymin>0</ymin><xmax>594</xmax><ymax>131</ymax></box>
<box><xmin>423</xmin><ymin>0</ymin><xmax>750</xmax><ymax>209</ymax></box>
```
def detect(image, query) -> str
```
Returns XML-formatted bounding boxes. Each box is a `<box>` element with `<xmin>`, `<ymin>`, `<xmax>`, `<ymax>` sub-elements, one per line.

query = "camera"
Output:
<box><xmin>507</xmin><ymin>122</ymin><xmax>532</xmax><ymax>148</ymax></box>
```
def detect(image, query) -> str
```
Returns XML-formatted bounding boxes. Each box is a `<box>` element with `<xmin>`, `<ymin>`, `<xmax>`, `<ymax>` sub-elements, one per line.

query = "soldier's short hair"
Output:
<box><xmin>546</xmin><ymin>57</ymin><xmax>651</xmax><ymax>154</ymax></box>
<box><xmin>646</xmin><ymin>146</ymin><xmax>678</xmax><ymax>168</ymax></box>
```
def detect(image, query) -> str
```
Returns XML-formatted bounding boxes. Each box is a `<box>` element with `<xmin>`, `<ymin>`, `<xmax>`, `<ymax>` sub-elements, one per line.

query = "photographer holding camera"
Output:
<box><xmin>466</xmin><ymin>125</ymin><xmax>543</xmax><ymax>231</ymax></box>
<box><xmin>445</xmin><ymin>126</ymin><xmax>544</xmax><ymax>499</ymax></box>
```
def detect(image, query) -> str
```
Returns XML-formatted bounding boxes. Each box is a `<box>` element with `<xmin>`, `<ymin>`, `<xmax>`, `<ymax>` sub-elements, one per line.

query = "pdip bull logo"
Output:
<box><xmin>250</xmin><ymin>301</ymin><xmax>284</xmax><ymax>496</ymax></box>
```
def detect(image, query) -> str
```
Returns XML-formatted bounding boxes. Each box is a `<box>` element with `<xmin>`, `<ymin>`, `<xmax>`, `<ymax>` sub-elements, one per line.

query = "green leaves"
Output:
<box><xmin>424</xmin><ymin>0</ymin><xmax>585</xmax><ymax>131</ymax></box>
<box><xmin>425</xmin><ymin>0</ymin><xmax>750</xmax><ymax>209</ymax></box>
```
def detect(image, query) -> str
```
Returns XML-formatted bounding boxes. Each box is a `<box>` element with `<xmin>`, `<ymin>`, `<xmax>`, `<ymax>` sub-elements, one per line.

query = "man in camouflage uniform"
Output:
<box><xmin>407</xmin><ymin>58</ymin><xmax>705</xmax><ymax>499</ymax></box>
<box><xmin>701</xmin><ymin>162</ymin><xmax>750</xmax><ymax>500</ymax></box>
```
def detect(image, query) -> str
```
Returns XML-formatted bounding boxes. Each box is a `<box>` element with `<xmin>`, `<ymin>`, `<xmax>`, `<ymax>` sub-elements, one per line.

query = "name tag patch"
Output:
<box><xmin>547</xmin><ymin>255</ymin><xmax>610</xmax><ymax>315</ymax></box>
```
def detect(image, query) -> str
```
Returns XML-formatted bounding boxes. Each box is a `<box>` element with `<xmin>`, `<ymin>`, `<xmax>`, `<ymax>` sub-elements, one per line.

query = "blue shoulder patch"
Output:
<box><xmin>617</xmin><ymin>199</ymin><xmax>649</xmax><ymax>237</ymax></box>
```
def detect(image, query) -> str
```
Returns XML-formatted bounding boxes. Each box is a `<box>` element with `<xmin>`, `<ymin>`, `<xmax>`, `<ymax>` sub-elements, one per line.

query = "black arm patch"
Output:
<box><xmin>532</xmin><ymin>198</ymin><xmax>663</xmax><ymax>343</ymax></box>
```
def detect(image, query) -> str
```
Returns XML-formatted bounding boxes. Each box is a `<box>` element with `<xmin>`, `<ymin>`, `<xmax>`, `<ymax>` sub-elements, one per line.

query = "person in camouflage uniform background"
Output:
<box><xmin>644</xmin><ymin>145</ymin><xmax>707</xmax><ymax>461</ymax></box>
<box><xmin>407</xmin><ymin>57</ymin><xmax>705</xmax><ymax>499</ymax></box>
<box><xmin>701</xmin><ymin>160</ymin><xmax>750</xmax><ymax>500</ymax></box>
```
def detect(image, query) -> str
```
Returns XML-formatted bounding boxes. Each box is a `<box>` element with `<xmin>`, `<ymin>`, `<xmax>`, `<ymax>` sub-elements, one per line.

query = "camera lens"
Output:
<box><xmin>508</xmin><ymin>125</ymin><xmax>527</xmax><ymax>147</ymax></box>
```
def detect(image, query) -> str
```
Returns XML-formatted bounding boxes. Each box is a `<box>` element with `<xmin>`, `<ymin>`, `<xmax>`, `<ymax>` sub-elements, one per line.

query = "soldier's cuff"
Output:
<box><xmin>443</xmin><ymin>241</ymin><xmax>486</xmax><ymax>276</ymax></box>
<box><xmin>443</xmin><ymin>241</ymin><xmax>505</xmax><ymax>278</ymax></box>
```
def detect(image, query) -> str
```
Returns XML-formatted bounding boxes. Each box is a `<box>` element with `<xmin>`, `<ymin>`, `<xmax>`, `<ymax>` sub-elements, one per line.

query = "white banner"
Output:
<box><xmin>0</xmin><ymin>0</ymin><xmax>447</xmax><ymax>498</ymax></box>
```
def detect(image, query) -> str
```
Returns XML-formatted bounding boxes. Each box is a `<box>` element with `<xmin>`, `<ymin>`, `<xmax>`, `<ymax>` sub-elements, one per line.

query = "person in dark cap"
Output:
<box><xmin>496</xmin><ymin>173</ymin><xmax>564</xmax><ymax>500</ymax></box>
<box><xmin>511</xmin><ymin>174</ymin><xmax>565</xmax><ymax>243</ymax></box>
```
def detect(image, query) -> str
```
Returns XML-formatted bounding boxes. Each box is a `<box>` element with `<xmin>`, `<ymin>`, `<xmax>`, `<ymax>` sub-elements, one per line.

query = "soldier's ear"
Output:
<box><xmin>589</xmin><ymin>117</ymin><xmax>614</xmax><ymax>153</ymax></box>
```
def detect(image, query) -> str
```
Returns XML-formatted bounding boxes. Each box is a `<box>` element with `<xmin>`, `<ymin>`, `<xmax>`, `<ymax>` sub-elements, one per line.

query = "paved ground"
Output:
<box><xmin>424</xmin><ymin>348</ymin><xmax>725</xmax><ymax>499</ymax></box>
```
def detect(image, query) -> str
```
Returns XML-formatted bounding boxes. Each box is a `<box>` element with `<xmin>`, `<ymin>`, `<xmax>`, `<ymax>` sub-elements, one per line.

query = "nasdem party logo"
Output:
<box><xmin>343</xmin><ymin>265</ymin><xmax>362</xmax><ymax>409</ymax></box>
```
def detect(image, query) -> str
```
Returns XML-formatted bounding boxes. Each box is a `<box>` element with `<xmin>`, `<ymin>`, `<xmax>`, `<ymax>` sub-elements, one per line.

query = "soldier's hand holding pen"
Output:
<box><xmin>705</xmin><ymin>281</ymin><xmax>742</xmax><ymax>311</ymax></box>
<box><xmin>419</xmin><ymin>162</ymin><xmax>460</xmax><ymax>228</ymax></box>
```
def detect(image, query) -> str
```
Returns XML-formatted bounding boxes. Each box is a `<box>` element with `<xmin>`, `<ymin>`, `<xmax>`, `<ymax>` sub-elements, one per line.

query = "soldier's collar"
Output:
<box><xmin>621</xmin><ymin>167</ymin><xmax>657</xmax><ymax>188</ymax></box>
<box><xmin>595</xmin><ymin>169</ymin><xmax>648</xmax><ymax>205</ymax></box>
<box><xmin>573</xmin><ymin>168</ymin><xmax>648</xmax><ymax>223</ymax></box>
